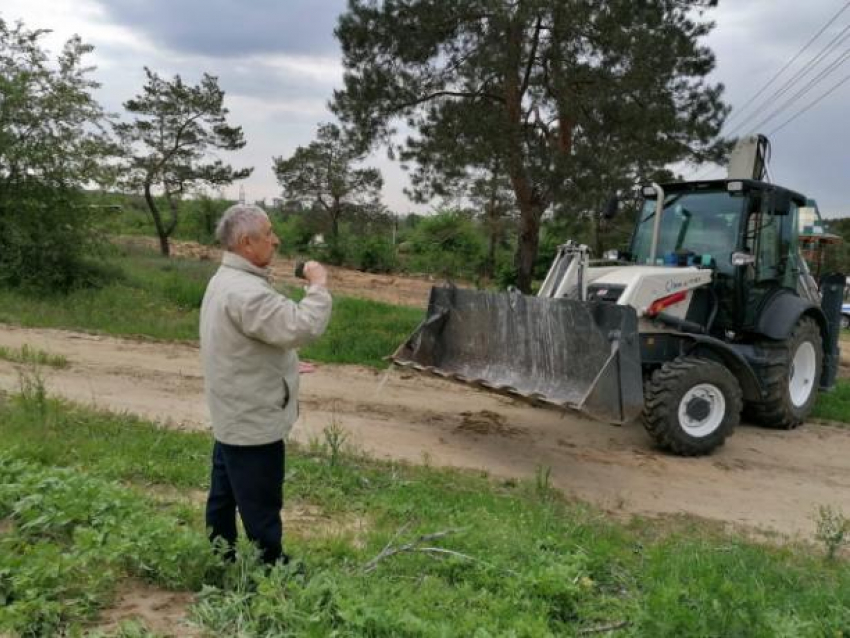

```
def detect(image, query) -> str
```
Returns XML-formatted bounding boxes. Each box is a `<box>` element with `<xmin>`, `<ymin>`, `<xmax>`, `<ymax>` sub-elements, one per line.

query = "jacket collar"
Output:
<box><xmin>221</xmin><ymin>251</ymin><xmax>272</xmax><ymax>281</ymax></box>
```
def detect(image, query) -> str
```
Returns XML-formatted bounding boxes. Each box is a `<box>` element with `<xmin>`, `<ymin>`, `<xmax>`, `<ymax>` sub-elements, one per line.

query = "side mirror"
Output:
<box><xmin>731</xmin><ymin>251</ymin><xmax>755</xmax><ymax>267</ymax></box>
<box><xmin>602</xmin><ymin>195</ymin><xmax>619</xmax><ymax>220</ymax></box>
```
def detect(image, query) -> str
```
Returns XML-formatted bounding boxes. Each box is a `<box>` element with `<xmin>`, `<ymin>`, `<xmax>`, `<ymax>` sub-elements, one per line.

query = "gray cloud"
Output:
<box><xmin>93</xmin><ymin>0</ymin><xmax>346</xmax><ymax>58</ymax></box>
<box><xmin>220</xmin><ymin>61</ymin><xmax>339</xmax><ymax>102</ymax></box>
<box><xmin>7</xmin><ymin>0</ymin><xmax>847</xmax><ymax>214</ymax></box>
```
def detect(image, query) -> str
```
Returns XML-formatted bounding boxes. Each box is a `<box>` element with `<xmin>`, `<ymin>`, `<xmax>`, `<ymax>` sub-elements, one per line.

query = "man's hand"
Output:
<box><xmin>299</xmin><ymin>361</ymin><xmax>317</xmax><ymax>374</ymax></box>
<box><xmin>302</xmin><ymin>260</ymin><xmax>327</xmax><ymax>287</ymax></box>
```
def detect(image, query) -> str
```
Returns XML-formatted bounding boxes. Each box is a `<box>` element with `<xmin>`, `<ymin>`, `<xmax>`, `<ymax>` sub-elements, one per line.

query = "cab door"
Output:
<box><xmin>741</xmin><ymin>192</ymin><xmax>795</xmax><ymax>329</ymax></box>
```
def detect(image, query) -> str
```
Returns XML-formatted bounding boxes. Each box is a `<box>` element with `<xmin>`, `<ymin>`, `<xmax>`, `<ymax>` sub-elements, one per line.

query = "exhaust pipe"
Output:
<box><xmin>648</xmin><ymin>182</ymin><xmax>665</xmax><ymax>265</ymax></box>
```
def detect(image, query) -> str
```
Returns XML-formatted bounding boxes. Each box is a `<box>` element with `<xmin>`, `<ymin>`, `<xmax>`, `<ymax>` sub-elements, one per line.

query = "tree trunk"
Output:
<box><xmin>483</xmin><ymin>195</ymin><xmax>497</xmax><ymax>280</ymax></box>
<box><xmin>164</xmin><ymin>192</ymin><xmax>180</xmax><ymax>238</ymax></box>
<box><xmin>203</xmin><ymin>208</ymin><xmax>215</xmax><ymax>239</ymax></box>
<box><xmin>486</xmin><ymin>231</ymin><xmax>497</xmax><ymax>280</ymax></box>
<box><xmin>144</xmin><ymin>182</ymin><xmax>170</xmax><ymax>257</ymax></box>
<box><xmin>593</xmin><ymin>209</ymin><xmax>604</xmax><ymax>257</ymax></box>
<box><xmin>504</xmin><ymin>16</ymin><xmax>547</xmax><ymax>293</ymax></box>
<box><xmin>331</xmin><ymin>197</ymin><xmax>341</xmax><ymax>240</ymax></box>
<box><xmin>514</xmin><ymin>206</ymin><xmax>542</xmax><ymax>293</ymax></box>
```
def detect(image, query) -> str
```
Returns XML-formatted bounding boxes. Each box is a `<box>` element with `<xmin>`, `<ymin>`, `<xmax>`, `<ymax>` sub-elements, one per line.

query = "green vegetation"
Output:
<box><xmin>0</xmin><ymin>244</ymin><xmax>421</xmax><ymax>368</ymax></box>
<box><xmin>0</xmin><ymin>248</ymin><xmax>213</xmax><ymax>342</ymax></box>
<box><xmin>0</xmin><ymin>457</ymin><xmax>218</xmax><ymax>635</ymax></box>
<box><xmin>0</xmin><ymin>344</ymin><xmax>67</xmax><ymax>369</ymax></box>
<box><xmin>274</xmin><ymin>122</ymin><xmax>382</xmax><ymax>249</ymax></box>
<box><xmin>0</xmin><ymin>19</ymin><xmax>115</xmax><ymax>291</ymax></box>
<box><xmin>812</xmin><ymin>379</ymin><xmax>850</xmax><ymax>424</ymax></box>
<box><xmin>814</xmin><ymin>505</ymin><xmax>850</xmax><ymax>561</ymax></box>
<box><xmin>406</xmin><ymin>211</ymin><xmax>488</xmax><ymax>280</ymax></box>
<box><xmin>89</xmin><ymin>191</ymin><xmax>230</xmax><ymax>246</ymax></box>
<box><xmin>113</xmin><ymin>68</ymin><xmax>251</xmax><ymax>257</ymax></box>
<box><xmin>2</xmin><ymin>380</ymin><xmax>850</xmax><ymax>637</ymax></box>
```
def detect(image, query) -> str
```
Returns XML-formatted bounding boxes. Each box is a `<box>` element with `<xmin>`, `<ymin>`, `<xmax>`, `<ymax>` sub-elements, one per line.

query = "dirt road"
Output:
<box><xmin>2</xmin><ymin>324</ymin><xmax>849</xmax><ymax>540</ymax></box>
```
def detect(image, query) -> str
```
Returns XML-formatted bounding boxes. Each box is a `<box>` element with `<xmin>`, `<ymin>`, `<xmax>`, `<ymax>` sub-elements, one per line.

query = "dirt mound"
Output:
<box><xmin>456</xmin><ymin>410</ymin><xmax>527</xmax><ymax>438</ymax></box>
<box><xmin>120</xmin><ymin>236</ymin><xmax>440</xmax><ymax>308</ymax></box>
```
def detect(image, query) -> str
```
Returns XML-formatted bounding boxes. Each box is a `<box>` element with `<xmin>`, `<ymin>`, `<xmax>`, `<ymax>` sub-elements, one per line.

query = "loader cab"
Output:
<box><xmin>629</xmin><ymin>180</ymin><xmax>807</xmax><ymax>333</ymax></box>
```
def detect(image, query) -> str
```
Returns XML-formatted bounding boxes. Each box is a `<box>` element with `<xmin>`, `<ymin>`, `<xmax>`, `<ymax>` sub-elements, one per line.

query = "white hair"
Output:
<box><xmin>215</xmin><ymin>204</ymin><xmax>269</xmax><ymax>250</ymax></box>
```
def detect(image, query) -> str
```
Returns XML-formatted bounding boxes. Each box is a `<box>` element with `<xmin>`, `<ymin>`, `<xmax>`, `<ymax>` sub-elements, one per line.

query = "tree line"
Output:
<box><xmin>2</xmin><ymin>2</ymin><xmax>731</xmax><ymax>293</ymax></box>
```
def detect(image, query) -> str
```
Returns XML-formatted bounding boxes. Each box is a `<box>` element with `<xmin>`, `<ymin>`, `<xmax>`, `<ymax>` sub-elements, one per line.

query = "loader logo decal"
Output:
<box><xmin>665</xmin><ymin>276</ymin><xmax>704</xmax><ymax>293</ymax></box>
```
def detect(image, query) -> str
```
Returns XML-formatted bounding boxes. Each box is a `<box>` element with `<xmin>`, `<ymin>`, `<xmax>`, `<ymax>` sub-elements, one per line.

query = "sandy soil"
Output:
<box><xmin>2</xmin><ymin>325</ymin><xmax>850</xmax><ymax>542</ymax></box>
<box><xmin>121</xmin><ymin>236</ymin><xmax>439</xmax><ymax>308</ymax></box>
<box><xmin>90</xmin><ymin>579</ymin><xmax>199</xmax><ymax>637</ymax></box>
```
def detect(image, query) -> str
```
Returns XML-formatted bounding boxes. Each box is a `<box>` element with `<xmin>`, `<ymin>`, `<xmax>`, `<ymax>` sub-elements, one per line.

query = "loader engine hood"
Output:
<box><xmin>587</xmin><ymin>266</ymin><xmax>712</xmax><ymax>317</ymax></box>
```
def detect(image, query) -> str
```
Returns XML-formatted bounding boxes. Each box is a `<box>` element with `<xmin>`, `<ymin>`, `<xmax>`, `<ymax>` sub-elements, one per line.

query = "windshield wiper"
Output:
<box><xmin>640</xmin><ymin>194</ymin><xmax>685</xmax><ymax>223</ymax></box>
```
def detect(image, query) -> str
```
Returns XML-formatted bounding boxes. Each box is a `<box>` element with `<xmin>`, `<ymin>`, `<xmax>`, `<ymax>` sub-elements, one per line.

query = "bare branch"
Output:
<box><xmin>362</xmin><ymin>526</ymin><xmax>466</xmax><ymax>573</ymax></box>
<box><xmin>391</xmin><ymin>90</ymin><xmax>504</xmax><ymax>113</ymax></box>
<box><xmin>577</xmin><ymin>621</ymin><xmax>631</xmax><ymax>635</ymax></box>
<box><xmin>520</xmin><ymin>15</ymin><xmax>543</xmax><ymax>98</ymax></box>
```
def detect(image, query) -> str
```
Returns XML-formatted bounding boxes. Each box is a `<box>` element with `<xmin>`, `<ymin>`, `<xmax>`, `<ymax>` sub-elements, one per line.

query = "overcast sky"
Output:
<box><xmin>2</xmin><ymin>0</ymin><xmax>848</xmax><ymax>216</ymax></box>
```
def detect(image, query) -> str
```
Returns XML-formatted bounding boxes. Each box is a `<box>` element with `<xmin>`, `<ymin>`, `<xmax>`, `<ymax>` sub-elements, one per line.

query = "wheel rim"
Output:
<box><xmin>789</xmin><ymin>341</ymin><xmax>817</xmax><ymax>408</ymax></box>
<box><xmin>842</xmin><ymin>315</ymin><xmax>849</xmax><ymax>329</ymax></box>
<box><xmin>677</xmin><ymin>383</ymin><xmax>726</xmax><ymax>438</ymax></box>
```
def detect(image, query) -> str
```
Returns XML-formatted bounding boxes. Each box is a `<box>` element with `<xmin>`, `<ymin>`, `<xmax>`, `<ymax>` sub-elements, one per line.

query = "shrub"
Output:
<box><xmin>355</xmin><ymin>236</ymin><xmax>397</xmax><ymax>273</ymax></box>
<box><xmin>273</xmin><ymin>214</ymin><xmax>315</xmax><ymax>256</ymax></box>
<box><xmin>0</xmin><ymin>19</ymin><xmax>114</xmax><ymax>292</ymax></box>
<box><xmin>406</xmin><ymin>211</ymin><xmax>485</xmax><ymax>279</ymax></box>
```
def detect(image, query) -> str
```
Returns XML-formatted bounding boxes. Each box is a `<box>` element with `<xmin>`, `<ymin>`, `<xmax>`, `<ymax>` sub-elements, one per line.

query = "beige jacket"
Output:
<box><xmin>200</xmin><ymin>252</ymin><xmax>332</xmax><ymax>445</ymax></box>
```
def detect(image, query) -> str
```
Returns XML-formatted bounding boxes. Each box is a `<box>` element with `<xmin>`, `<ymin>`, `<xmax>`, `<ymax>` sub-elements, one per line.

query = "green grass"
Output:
<box><xmin>0</xmin><ymin>457</ymin><xmax>218</xmax><ymax>635</ymax></box>
<box><xmin>813</xmin><ymin>379</ymin><xmax>850</xmax><ymax>424</ymax></box>
<box><xmin>0</xmin><ymin>244</ymin><xmax>422</xmax><ymax>368</ymax></box>
<box><xmin>1</xmin><ymin>384</ymin><xmax>849</xmax><ymax>637</ymax></box>
<box><xmin>0</xmin><ymin>344</ymin><xmax>67</xmax><ymax>368</ymax></box>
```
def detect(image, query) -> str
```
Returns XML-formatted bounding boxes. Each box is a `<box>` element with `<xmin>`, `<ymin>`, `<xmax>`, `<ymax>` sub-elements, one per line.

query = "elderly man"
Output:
<box><xmin>200</xmin><ymin>203</ymin><xmax>332</xmax><ymax>565</ymax></box>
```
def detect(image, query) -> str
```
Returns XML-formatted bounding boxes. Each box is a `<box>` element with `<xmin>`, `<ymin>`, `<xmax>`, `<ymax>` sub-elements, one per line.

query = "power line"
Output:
<box><xmin>725</xmin><ymin>22</ymin><xmax>850</xmax><ymax>137</ymax></box>
<box><xmin>723</xmin><ymin>0</ymin><xmax>850</xmax><ymax>129</ymax></box>
<box><xmin>747</xmin><ymin>47</ymin><xmax>850</xmax><ymax>134</ymax></box>
<box><xmin>683</xmin><ymin>157</ymin><xmax>726</xmax><ymax>182</ymax></box>
<box><xmin>768</xmin><ymin>70</ymin><xmax>850</xmax><ymax>135</ymax></box>
<box><xmin>689</xmin><ymin>68</ymin><xmax>850</xmax><ymax>180</ymax></box>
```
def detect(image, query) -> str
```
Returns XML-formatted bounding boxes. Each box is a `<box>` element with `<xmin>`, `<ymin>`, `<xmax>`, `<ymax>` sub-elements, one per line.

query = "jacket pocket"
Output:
<box><xmin>281</xmin><ymin>378</ymin><xmax>290</xmax><ymax>409</ymax></box>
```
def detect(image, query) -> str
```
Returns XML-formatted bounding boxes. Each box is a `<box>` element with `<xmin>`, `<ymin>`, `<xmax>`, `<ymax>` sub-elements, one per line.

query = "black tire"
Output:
<box><xmin>642</xmin><ymin>356</ymin><xmax>742</xmax><ymax>456</ymax></box>
<box><xmin>841</xmin><ymin>314</ymin><xmax>850</xmax><ymax>330</ymax></box>
<box><xmin>745</xmin><ymin>316</ymin><xmax>823</xmax><ymax>429</ymax></box>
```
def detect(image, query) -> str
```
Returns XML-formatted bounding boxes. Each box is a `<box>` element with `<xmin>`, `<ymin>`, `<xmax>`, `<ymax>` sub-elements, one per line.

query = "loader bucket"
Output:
<box><xmin>392</xmin><ymin>287</ymin><xmax>644</xmax><ymax>424</ymax></box>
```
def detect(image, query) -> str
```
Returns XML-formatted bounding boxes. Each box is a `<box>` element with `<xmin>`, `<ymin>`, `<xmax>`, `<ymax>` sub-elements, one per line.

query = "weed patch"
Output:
<box><xmin>815</xmin><ymin>505</ymin><xmax>850</xmax><ymax>560</ymax></box>
<box><xmin>0</xmin><ymin>343</ymin><xmax>68</xmax><ymax>368</ymax></box>
<box><xmin>0</xmin><ymin>456</ymin><xmax>219</xmax><ymax>636</ymax></box>
<box><xmin>813</xmin><ymin>379</ymin><xmax>850</xmax><ymax>424</ymax></box>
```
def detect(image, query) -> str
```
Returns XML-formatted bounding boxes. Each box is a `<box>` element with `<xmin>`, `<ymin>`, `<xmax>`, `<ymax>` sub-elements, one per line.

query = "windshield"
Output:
<box><xmin>631</xmin><ymin>191</ymin><xmax>745</xmax><ymax>274</ymax></box>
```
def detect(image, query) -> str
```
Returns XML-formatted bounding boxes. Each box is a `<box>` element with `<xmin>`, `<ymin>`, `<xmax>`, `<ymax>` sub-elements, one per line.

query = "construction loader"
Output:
<box><xmin>392</xmin><ymin>136</ymin><xmax>844</xmax><ymax>455</ymax></box>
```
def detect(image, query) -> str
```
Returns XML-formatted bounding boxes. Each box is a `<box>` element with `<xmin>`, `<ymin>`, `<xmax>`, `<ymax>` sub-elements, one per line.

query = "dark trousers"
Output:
<box><xmin>205</xmin><ymin>439</ymin><xmax>285</xmax><ymax>565</ymax></box>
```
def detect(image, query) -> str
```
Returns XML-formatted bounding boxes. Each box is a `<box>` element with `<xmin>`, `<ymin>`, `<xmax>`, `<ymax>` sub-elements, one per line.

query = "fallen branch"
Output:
<box><xmin>415</xmin><ymin>547</ymin><xmax>477</xmax><ymax>561</ymax></box>
<box><xmin>362</xmin><ymin>527</ymin><xmax>466</xmax><ymax>573</ymax></box>
<box><xmin>577</xmin><ymin>620</ymin><xmax>630</xmax><ymax>635</ymax></box>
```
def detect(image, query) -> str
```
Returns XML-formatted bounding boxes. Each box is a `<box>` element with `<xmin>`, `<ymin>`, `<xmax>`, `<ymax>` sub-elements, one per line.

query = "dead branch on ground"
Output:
<box><xmin>362</xmin><ymin>526</ymin><xmax>468</xmax><ymax>573</ymax></box>
<box><xmin>577</xmin><ymin>620</ymin><xmax>631</xmax><ymax>635</ymax></box>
